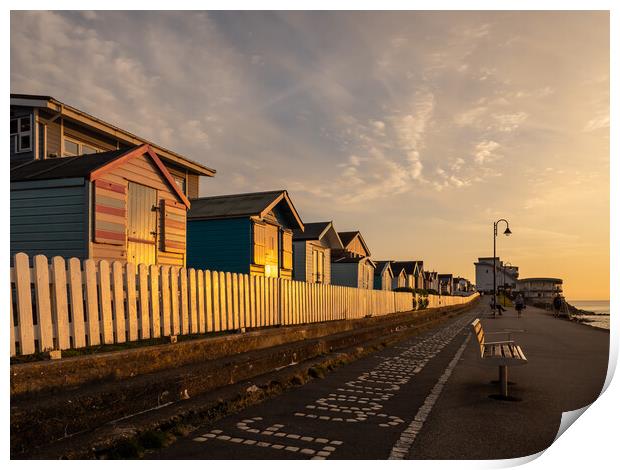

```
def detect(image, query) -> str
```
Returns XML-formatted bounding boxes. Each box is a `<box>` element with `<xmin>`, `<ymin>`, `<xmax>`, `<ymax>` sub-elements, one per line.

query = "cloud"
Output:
<box><xmin>492</xmin><ymin>111</ymin><xmax>528</xmax><ymax>132</ymax></box>
<box><xmin>473</xmin><ymin>140</ymin><xmax>501</xmax><ymax>165</ymax></box>
<box><xmin>583</xmin><ymin>114</ymin><xmax>609</xmax><ymax>132</ymax></box>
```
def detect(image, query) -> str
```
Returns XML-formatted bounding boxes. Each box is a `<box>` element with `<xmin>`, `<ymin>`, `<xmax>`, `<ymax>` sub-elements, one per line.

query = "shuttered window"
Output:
<box><xmin>93</xmin><ymin>179</ymin><xmax>127</xmax><ymax>245</ymax></box>
<box><xmin>162</xmin><ymin>200</ymin><xmax>186</xmax><ymax>253</ymax></box>
<box><xmin>253</xmin><ymin>222</ymin><xmax>265</xmax><ymax>265</ymax></box>
<box><xmin>282</xmin><ymin>230</ymin><xmax>293</xmax><ymax>270</ymax></box>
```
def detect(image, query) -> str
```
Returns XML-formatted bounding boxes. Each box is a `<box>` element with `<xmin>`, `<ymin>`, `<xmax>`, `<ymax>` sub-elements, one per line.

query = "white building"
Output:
<box><xmin>474</xmin><ymin>257</ymin><xmax>519</xmax><ymax>294</ymax></box>
<box><xmin>516</xmin><ymin>278</ymin><xmax>563</xmax><ymax>303</ymax></box>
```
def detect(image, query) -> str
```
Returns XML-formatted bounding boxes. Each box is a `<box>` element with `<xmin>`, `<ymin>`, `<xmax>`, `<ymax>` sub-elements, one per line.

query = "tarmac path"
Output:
<box><xmin>149</xmin><ymin>303</ymin><xmax>609</xmax><ymax>460</ymax></box>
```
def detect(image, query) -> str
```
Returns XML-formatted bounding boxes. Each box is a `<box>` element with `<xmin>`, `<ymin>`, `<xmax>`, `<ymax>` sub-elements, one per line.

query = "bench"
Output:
<box><xmin>471</xmin><ymin>318</ymin><xmax>527</xmax><ymax>397</ymax></box>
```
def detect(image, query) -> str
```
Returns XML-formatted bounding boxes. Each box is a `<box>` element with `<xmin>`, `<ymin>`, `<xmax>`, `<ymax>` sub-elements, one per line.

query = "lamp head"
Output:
<box><xmin>503</xmin><ymin>227</ymin><xmax>512</xmax><ymax>236</ymax></box>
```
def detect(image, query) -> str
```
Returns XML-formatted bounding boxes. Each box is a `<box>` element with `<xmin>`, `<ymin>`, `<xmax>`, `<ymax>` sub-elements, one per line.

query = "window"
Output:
<box><xmin>10</xmin><ymin>115</ymin><xmax>32</xmax><ymax>153</ymax></box>
<box><xmin>173</xmin><ymin>175</ymin><xmax>186</xmax><ymax>194</ymax></box>
<box><xmin>63</xmin><ymin>139</ymin><xmax>80</xmax><ymax>156</ymax></box>
<box><xmin>63</xmin><ymin>136</ymin><xmax>102</xmax><ymax>157</ymax></box>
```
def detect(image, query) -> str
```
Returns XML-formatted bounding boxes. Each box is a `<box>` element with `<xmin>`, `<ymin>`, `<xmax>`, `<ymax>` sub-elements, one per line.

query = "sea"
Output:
<box><xmin>569</xmin><ymin>300</ymin><xmax>610</xmax><ymax>330</ymax></box>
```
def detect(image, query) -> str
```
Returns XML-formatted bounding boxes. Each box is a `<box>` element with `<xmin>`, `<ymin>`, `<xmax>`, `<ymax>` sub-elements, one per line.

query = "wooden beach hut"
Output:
<box><xmin>292</xmin><ymin>221</ymin><xmax>344</xmax><ymax>284</ymax></box>
<box><xmin>373</xmin><ymin>261</ymin><xmax>394</xmax><ymax>290</ymax></box>
<box><xmin>10</xmin><ymin>144</ymin><xmax>190</xmax><ymax>266</ymax></box>
<box><xmin>186</xmin><ymin>190</ymin><xmax>304</xmax><ymax>279</ymax></box>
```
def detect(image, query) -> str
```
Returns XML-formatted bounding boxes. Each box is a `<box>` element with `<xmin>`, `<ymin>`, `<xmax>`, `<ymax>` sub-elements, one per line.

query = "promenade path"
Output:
<box><xmin>148</xmin><ymin>304</ymin><xmax>608</xmax><ymax>460</ymax></box>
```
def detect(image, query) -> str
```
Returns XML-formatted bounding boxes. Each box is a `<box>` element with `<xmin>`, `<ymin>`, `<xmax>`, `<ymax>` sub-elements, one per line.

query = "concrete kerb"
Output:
<box><xmin>12</xmin><ymin>300</ymin><xmax>479</xmax><ymax>459</ymax></box>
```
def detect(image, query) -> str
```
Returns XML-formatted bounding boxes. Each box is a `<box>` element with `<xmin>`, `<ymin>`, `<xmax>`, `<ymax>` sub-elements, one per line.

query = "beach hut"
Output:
<box><xmin>292</xmin><ymin>221</ymin><xmax>344</xmax><ymax>284</ymax></box>
<box><xmin>186</xmin><ymin>190</ymin><xmax>304</xmax><ymax>279</ymax></box>
<box><xmin>10</xmin><ymin>144</ymin><xmax>190</xmax><ymax>266</ymax></box>
<box><xmin>373</xmin><ymin>261</ymin><xmax>394</xmax><ymax>290</ymax></box>
<box><xmin>392</xmin><ymin>266</ymin><xmax>407</xmax><ymax>289</ymax></box>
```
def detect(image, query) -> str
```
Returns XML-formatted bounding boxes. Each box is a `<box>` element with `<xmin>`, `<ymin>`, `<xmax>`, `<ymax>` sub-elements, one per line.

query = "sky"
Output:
<box><xmin>10</xmin><ymin>11</ymin><xmax>610</xmax><ymax>300</ymax></box>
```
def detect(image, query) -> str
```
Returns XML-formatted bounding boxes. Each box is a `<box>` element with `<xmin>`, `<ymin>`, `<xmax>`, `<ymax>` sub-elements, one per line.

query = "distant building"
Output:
<box><xmin>423</xmin><ymin>271</ymin><xmax>439</xmax><ymax>292</ymax></box>
<box><xmin>474</xmin><ymin>257</ymin><xmax>519</xmax><ymax>294</ymax></box>
<box><xmin>438</xmin><ymin>274</ymin><xmax>453</xmax><ymax>295</ymax></box>
<box><xmin>516</xmin><ymin>278</ymin><xmax>563</xmax><ymax>303</ymax></box>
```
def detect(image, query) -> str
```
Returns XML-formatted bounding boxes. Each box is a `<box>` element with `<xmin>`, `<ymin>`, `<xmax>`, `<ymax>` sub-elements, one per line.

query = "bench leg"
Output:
<box><xmin>499</xmin><ymin>365</ymin><xmax>508</xmax><ymax>397</ymax></box>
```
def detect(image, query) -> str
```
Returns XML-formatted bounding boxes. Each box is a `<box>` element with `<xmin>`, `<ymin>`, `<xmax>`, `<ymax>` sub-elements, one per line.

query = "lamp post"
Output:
<box><xmin>493</xmin><ymin>219</ymin><xmax>512</xmax><ymax>316</ymax></box>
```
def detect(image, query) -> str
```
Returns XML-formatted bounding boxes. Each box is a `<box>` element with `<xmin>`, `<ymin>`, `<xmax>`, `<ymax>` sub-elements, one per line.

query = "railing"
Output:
<box><xmin>10</xmin><ymin>253</ymin><xmax>427</xmax><ymax>357</ymax></box>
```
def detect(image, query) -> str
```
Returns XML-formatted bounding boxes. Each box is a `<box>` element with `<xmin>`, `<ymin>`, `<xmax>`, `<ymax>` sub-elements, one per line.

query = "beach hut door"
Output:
<box><xmin>127</xmin><ymin>182</ymin><xmax>157</xmax><ymax>266</ymax></box>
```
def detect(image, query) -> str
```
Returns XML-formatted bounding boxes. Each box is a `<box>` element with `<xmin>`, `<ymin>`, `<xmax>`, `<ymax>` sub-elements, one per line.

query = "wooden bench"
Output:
<box><xmin>471</xmin><ymin>318</ymin><xmax>527</xmax><ymax>397</ymax></box>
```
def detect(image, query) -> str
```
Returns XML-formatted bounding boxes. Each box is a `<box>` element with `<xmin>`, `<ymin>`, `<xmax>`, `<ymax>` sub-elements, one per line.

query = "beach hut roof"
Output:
<box><xmin>188</xmin><ymin>190</ymin><xmax>304</xmax><ymax>230</ymax></box>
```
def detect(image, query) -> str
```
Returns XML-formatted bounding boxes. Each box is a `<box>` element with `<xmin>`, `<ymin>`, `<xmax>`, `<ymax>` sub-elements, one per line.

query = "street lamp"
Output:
<box><xmin>493</xmin><ymin>219</ymin><xmax>512</xmax><ymax>316</ymax></box>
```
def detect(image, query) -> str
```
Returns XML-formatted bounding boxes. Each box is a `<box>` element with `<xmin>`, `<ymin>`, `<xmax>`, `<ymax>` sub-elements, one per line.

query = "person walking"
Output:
<box><xmin>515</xmin><ymin>294</ymin><xmax>525</xmax><ymax>318</ymax></box>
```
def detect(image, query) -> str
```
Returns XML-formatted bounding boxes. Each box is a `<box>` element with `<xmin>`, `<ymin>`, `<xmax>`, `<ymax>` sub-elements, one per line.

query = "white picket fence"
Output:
<box><xmin>10</xmin><ymin>252</ymin><xmax>424</xmax><ymax>357</ymax></box>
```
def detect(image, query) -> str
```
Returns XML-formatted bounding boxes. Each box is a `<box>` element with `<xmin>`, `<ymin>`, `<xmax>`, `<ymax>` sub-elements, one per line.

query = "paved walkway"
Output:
<box><xmin>148</xmin><ymin>304</ymin><xmax>608</xmax><ymax>460</ymax></box>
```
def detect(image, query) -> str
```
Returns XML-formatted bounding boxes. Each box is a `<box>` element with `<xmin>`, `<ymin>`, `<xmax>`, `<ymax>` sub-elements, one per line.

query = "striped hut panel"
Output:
<box><xmin>162</xmin><ymin>199</ymin><xmax>186</xmax><ymax>253</ymax></box>
<box><xmin>94</xmin><ymin>179</ymin><xmax>127</xmax><ymax>245</ymax></box>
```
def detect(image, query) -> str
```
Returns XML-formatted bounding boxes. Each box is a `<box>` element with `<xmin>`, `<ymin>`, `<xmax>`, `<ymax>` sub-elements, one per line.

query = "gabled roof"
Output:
<box><xmin>393</xmin><ymin>266</ymin><xmax>407</xmax><ymax>278</ymax></box>
<box><xmin>11</xmin><ymin>93</ymin><xmax>215</xmax><ymax>177</ymax></box>
<box><xmin>338</xmin><ymin>231</ymin><xmax>371</xmax><ymax>257</ymax></box>
<box><xmin>292</xmin><ymin>221</ymin><xmax>344</xmax><ymax>249</ymax></box>
<box><xmin>10</xmin><ymin>144</ymin><xmax>190</xmax><ymax>207</ymax></box>
<box><xmin>188</xmin><ymin>190</ymin><xmax>304</xmax><ymax>230</ymax></box>
<box><xmin>391</xmin><ymin>261</ymin><xmax>417</xmax><ymax>275</ymax></box>
<box><xmin>374</xmin><ymin>261</ymin><xmax>394</xmax><ymax>278</ymax></box>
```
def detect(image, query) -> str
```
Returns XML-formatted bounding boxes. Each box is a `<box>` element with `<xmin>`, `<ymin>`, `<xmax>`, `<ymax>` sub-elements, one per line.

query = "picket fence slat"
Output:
<box><xmin>112</xmin><ymin>261</ymin><xmax>126</xmax><ymax>344</ymax></box>
<box><xmin>170</xmin><ymin>267</ymin><xmax>180</xmax><ymax>336</ymax></box>
<box><xmin>68</xmin><ymin>257</ymin><xmax>86</xmax><ymax>348</ymax></box>
<box><xmin>180</xmin><ymin>268</ymin><xmax>189</xmax><ymax>335</ymax></box>
<box><xmin>125</xmin><ymin>263</ymin><xmax>138</xmax><ymax>341</ymax></box>
<box><xmin>160</xmin><ymin>266</ymin><xmax>171</xmax><ymax>337</ymax></box>
<box><xmin>51</xmin><ymin>256</ymin><xmax>70</xmax><ymax>350</ymax></box>
<box><xmin>9</xmin><ymin>252</ymin><xmax>479</xmax><ymax>356</ymax></box>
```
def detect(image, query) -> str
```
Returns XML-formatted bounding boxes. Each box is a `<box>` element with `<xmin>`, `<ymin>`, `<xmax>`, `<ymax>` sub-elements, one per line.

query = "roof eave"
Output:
<box><xmin>11</xmin><ymin>95</ymin><xmax>216</xmax><ymax>177</ymax></box>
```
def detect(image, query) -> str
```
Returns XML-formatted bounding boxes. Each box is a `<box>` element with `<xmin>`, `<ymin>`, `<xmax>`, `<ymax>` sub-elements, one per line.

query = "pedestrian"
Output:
<box><xmin>553</xmin><ymin>294</ymin><xmax>563</xmax><ymax>317</ymax></box>
<box><xmin>515</xmin><ymin>294</ymin><xmax>525</xmax><ymax>318</ymax></box>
